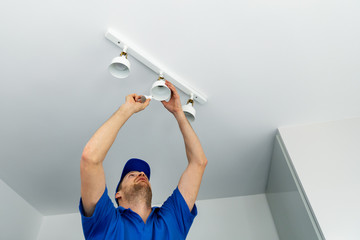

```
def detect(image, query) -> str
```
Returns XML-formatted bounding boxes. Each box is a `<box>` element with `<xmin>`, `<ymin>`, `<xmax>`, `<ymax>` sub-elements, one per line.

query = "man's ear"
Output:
<box><xmin>115</xmin><ymin>191</ymin><xmax>122</xmax><ymax>201</ymax></box>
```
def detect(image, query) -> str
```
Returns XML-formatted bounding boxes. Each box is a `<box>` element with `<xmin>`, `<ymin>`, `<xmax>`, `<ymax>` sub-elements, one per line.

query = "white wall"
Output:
<box><xmin>188</xmin><ymin>194</ymin><xmax>279</xmax><ymax>240</ymax></box>
<box><xmin>0</xmin><ymin>179</ymin><xmax>43</xmax><ymax>240</ymax></box>
<box><xmin>279</xmin><ymin>117</ymin><xmax>360</xmax><ymax>240</ymax></box>
<box><xmin>37</xmin><ymin>194</ymin><xmax>279</xmax><ymax>240</ymax></box>
<box><xmin>266</xmin><ymin>135</ymin><xmax>322</xmax><ymax>240</ymax></box>
<box><xmin>37</xmin><ymin>213</ymin><xmax>83</xmax><ymax>240</ymax></box>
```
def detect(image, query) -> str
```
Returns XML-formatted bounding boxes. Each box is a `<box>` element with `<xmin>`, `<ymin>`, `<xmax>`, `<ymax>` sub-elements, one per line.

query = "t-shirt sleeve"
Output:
<box><xmin>79</xmin><ymin>186</ymin><xmax>115</xmax><ymax>239</ymax></box>
<box><xmin>160</xmin><ymin>187</ymin><xmax>198</xmax><ymax>236</ymax></box>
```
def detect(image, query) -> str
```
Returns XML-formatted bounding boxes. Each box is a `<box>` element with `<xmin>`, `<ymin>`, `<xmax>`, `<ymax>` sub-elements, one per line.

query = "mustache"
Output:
<box><xmin>135</xmin><ymin>175</ymin><xmax>148</xmax><ymax>182</ymax></box>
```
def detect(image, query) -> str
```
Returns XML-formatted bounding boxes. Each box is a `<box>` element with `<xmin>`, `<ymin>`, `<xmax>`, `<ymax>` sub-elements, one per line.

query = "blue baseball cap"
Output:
<box><xmin>115</xmin><ymin>158</ymin><xmax>151</xmax><ymax>205</ymax></box>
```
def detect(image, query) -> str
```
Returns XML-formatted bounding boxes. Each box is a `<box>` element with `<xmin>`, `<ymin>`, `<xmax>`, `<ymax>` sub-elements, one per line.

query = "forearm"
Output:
<box><xmin>174</xmin><ymin>112</ymin><xmax>207</xmax><ymax>166</ymax></box>
<box><xmin>82</xmin><ymin>104</ymin><xmax>134</xmax><ymax>164</ymax></box>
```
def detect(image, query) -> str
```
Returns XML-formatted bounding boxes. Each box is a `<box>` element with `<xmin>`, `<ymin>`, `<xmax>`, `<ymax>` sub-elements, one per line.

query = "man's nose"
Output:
<box><xmin>139</xmin><ymin>172</ymin><xmax>145</xmax><ymax>177</ymax></box>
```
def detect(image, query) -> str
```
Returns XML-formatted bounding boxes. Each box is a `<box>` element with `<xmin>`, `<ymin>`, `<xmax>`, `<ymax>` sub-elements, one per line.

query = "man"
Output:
<box><xmin>79</xmin><ymin>80</ymin><xmax>208</xmax><ymax>239</ymax></box>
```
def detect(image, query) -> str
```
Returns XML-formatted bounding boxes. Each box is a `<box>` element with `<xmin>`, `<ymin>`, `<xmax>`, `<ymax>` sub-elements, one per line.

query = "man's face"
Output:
<box><xmin>117</xmin><ymin>171</ymin><xmax>152</xmax><ymax>206</ymax></box>
<box><xmin>121</xmin><ymin>171</ymin><xmax>151</xmax><ymax>189</ymax></box>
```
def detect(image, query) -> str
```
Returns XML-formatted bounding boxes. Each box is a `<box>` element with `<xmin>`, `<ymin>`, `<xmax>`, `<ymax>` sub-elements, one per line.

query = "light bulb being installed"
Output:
<box><xmin>139</xmin><ymin>95</ymin><xmax>152</xmax><ymax>103</ymax></box>
<box><xmin>182</xmin><ymin>94</ymin><xmax>196</xmax><ymax>122</ymax></box>
<box><xmin>150</xmin><ymin>75</ymin><xmax>171</xmax><ymax>101</ymax></box>
<box><xmin>108</xmin><ymin>46</ymin><xmax>131</xmax><ymax>78</ymax></box>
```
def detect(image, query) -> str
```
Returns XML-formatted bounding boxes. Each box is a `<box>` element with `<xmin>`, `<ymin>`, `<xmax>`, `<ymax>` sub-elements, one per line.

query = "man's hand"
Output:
<box><xmin>123</xmin><ymin>93</ymin><xmax>151</xmax><ymax>114</ymax></box>
<box><xmin>161</xmin><ymin>80</ymin><xmax>183</xmax><ymax>116</ymax></box>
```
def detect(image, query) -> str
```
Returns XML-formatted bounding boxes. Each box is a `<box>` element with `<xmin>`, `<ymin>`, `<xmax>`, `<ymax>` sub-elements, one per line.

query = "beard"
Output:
<box><xmin>122</xmin><ymin>182</ymin><xmax>152</xmax><ymax>207</ymax></box>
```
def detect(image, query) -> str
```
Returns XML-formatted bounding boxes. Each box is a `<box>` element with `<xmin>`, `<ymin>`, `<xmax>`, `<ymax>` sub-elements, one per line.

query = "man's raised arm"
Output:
<box><xmin>162</xmin><ymin>81</ymin><xmax>207</xmax><ymax>212</ymax></box>
<box><xmin>80</xmin><ymin>94</ymin><xmax>150</xmax><ymax>217</ymax></box>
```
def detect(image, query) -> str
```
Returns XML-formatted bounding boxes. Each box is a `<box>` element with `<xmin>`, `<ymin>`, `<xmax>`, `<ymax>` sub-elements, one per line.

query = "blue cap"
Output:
<box><xmin>115</xmin><ymin>158</ymin><xmax>151</xmax><ymax>205</ymax></box>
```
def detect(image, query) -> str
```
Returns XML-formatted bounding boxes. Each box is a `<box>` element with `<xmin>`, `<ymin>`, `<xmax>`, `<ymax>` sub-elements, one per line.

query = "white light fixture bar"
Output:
<box><xmin>105</xmin><ymin>28</ymin><xmax>207</xmax><ymax>104</ymax></box>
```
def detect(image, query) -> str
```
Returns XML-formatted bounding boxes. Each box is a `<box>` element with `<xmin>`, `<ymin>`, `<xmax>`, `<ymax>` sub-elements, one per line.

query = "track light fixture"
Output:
<box><xmin>182</xmin><ymin>93</ymin><xmax>196</xmax><ymax>122</ymax></box>
<box><xmin>105</xmin><ymin>28</ymin><xmax>207</xmax><ymax>119</ymax></box>
<box><xmin>108</xmin><ymin>46</ymin><xmax>131</xmax><ymax>79</ymax></box>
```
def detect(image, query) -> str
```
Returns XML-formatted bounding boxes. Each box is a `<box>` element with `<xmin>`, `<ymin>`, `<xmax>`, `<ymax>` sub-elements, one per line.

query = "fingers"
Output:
<box><xmin>165</xmin><ymin>80</ymin><xmax>179</xmax><ymax>96</ymax></box>
<box><xmin>165</xmin><ymin>80</ymin><xmax>175</xmax><ymax>92</ymax></box>
<box><xmin>160</xmin><ymin>100</ymin><xmax>168</xmax><ymax>109</ymax></box>
<box><xmin>126</xmin><ymin>93</ymin><xmax>138</xmax><ymax>102</ymax></box>
<box><xmin>124</xmin><ymin>94</ymin><xmax>151</xmax><ymax>113</ymax></box>
<box><xmin>143</xmin><ymin>98</ymin><xmax>151</xmax><ymax>107</ymax></box>
<box><xmin>135</xmin><ymin>95</ymin><xmax>142</xmax><ymax>102</ymax></box>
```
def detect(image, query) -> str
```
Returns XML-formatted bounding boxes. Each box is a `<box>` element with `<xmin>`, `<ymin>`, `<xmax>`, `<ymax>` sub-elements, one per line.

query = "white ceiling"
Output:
<box><xmin>1</xmin><ymin>0</ymin><xmax>359</xmax><ymax>216</ymax></box>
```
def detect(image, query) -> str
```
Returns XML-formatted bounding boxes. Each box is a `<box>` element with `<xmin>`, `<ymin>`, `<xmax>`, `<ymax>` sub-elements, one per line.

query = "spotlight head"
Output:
<box><xmin>150</xmin><ymin>78</ymin><xmax>171</xmax><ymax>101</ymax></box>
<box><xmin>108</xmin><ymin>52</ymin><xmax>131</xmax><ymax>79</ymax></box>
<box><xmin>182</xmin><ymin>99</ymin><xmax>196</xmax><ymax>122</ymax></box>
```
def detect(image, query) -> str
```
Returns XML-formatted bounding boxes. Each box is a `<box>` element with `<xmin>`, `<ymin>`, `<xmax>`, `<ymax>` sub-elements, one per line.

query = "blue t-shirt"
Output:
<box><xmin>79</xmin><ymin>186</ymin><xmax>197</xmax><ymax>240</ymax></box>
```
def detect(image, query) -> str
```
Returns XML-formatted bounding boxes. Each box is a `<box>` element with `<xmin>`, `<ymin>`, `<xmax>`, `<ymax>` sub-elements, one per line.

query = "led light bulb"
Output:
<box><xmin>138</xmin><ymin>95</ymin><xmax>153</xmax><ymax>103</ymax></box>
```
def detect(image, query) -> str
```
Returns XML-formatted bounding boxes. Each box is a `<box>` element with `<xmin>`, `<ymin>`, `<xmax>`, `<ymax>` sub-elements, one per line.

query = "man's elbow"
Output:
<box><xmin>81</xmin><ymin>146</ymin><xmax>102</xmax><ymax>165</ymax></box>
<box><xmin>198</xmin><ymin>157</ymin><xmax>208</xmax><ymax>168</ymax></box>
<box><xmin>81</xmin><ymin>146</ymin><xmax>93</xmax><ymax>162</ymax></box>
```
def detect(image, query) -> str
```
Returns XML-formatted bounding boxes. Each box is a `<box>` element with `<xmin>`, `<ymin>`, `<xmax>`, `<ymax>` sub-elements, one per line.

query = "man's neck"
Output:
<box><xmin>121</xmin><ymin>201</ymin><xmax>152</xmax><ymax>223</ymax></box>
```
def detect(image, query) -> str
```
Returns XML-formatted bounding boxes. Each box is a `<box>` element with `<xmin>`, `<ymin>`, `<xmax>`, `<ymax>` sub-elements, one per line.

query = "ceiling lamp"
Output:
<box><xmin>150</xmin><ymin>74</ymin><xmax>171</xmax><ymax>101</ymax></box>
<box><xmin>108</xmin><ymin>46</ymin><xmax>131</xmax><ymax>78</ymax></box>
<box><xmin>182</xmin><ymin>93</ymin><xmax>196</xmax><ymax>122</ymax></box>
